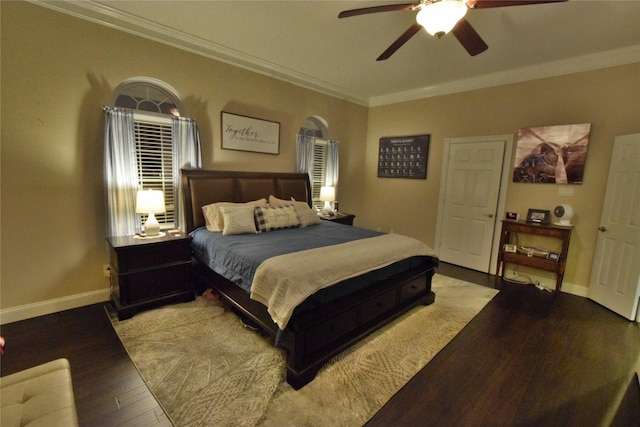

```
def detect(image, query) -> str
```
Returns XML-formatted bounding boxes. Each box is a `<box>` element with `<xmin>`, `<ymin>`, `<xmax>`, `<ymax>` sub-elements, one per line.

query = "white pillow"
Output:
<box><xmin>202</xmin><ymin>199</ymin><xmax>268</xmax><ymax>232</ymax></box>
<box><xmin>255</xmin><ymin>205</ymin><xmax>300</xmax><ymax>232</ymax></box>
<box><xmin>219</xmin><ymin>206</ymin><xmax>258</xmax><ymax>235</ymax></box>
<box><xmin>297</xmin><ymin>209</ymin><xmax>322</xmax><ymax>227</ymax></box>
<box><xmin>268</xmin><ymin>195</ymin><xmax>311</xmax><ymax>212</ymax></box>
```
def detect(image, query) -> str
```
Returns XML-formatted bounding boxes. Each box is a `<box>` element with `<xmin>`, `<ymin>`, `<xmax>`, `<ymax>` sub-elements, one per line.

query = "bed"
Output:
<box><xmin>181</xmin><ymin>169</ymin><xmax>439</xmax><ymax>389</ymax></box>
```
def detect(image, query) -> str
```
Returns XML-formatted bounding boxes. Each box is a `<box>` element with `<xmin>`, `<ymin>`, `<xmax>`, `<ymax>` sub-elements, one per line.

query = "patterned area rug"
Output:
<box><xmin>111</xmin><ymin>274</ymin><xmax>498</xmax><ymax>426</ymax></box>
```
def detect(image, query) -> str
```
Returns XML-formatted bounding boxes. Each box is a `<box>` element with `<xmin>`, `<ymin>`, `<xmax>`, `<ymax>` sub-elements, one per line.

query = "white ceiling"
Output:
<box><xmin>39</xmin><ymin>0</ymin><xmax>640</xmax><ymax>106</ymax></box>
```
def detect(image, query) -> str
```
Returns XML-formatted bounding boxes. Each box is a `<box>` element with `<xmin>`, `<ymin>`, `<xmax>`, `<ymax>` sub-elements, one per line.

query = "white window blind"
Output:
<box><xmin>311</xmin><ymin>139</ymin><xmax>328</xmax><ymax>209</ymax></box>
<box><xmin>133</xmin><ymin>112</ymin><xmax>174</xmax><ymax>229</ymax></box>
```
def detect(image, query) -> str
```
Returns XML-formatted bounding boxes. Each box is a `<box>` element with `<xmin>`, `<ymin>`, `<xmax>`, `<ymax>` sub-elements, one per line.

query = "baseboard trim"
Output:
<box><xmin>0</xmin><ymin>289</ymin><xmax>111</xmax><ymax>325</ymax></box>
<box><xmin>0</xmin><ymin>272</ymin><xmax>590</xmax><ymax>324</ymax></box>
<box><xmin>560</xmin><ymin>281</ymin><xmax>589</xmax><ymax>298</ymax></box>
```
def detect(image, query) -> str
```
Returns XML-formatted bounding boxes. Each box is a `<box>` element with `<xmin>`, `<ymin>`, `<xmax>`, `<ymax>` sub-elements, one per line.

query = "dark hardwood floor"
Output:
<box><xmin>368</xmin><ymin>264</ymin><xmax>640</xmax><ymax>427</ymax></box>
<box><xmin>1</xmin><ymin>263</ymin><xmax>638</xmax><ymax>426</ymax></box>
<box><xmin>0</xmin><ymin>303</ymin><xmax>171</xmax><ymax>426</ymax></box>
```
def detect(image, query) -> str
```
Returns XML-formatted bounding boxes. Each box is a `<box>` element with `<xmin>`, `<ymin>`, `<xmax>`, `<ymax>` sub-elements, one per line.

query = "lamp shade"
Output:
<box><xmin>319</xmin><ymin>186</ymin><xmax>336</xmax><ymax>202</ymax></box>
<box><xmin>135</xmin><ymin>190</ymin><xmax>165</xmax><ymax>214</ymax></box>
<box><xmin>416</xmin><ymin>0</ymin><xmax>467</xmax><ymax>37</ymax></box>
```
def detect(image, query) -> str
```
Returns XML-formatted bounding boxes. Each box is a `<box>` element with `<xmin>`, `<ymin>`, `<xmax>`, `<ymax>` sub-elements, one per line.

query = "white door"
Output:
<box><xmin>437</xmin><ymin>138</ymin><xmax>507</xmax><ymax>272</ymax></box>
<box><xmin>588</xmin><ymin>133</ymin><xmax>640</xmax><ymax>321</ymax></box>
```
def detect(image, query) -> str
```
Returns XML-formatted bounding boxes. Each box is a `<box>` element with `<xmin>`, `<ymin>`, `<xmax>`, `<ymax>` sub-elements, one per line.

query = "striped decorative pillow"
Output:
<box><xmin>255</xmin><ymin>205</ymin><xmax>300</xmax><ymax>232</ymax></box>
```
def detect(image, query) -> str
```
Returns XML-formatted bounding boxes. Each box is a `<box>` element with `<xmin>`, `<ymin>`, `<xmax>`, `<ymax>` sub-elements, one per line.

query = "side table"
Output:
<box><xmin>320</xmin><ymin>213</ymin><xmax>356</xmax><ymax>226</ymax></box>
<box><xmin>495</xmin><ymin>220</ymin><xmax>572</xmax><ymax>291</ymax></box>
<box><xmin>107</xmin><ymin>232</ymin><xmax>194</xmax><ymax>320</ymax></box>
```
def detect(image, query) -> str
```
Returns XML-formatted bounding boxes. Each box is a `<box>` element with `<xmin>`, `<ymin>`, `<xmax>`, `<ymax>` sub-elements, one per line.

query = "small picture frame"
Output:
<box><xmin>505</xmin><ymin>212</ymin><xmax>519</xmax><ymax>221</ymax></box>
<box><xmin>526</xmin><ymin>208</ymin><xmax>551</xmax><ymax>224</ymax></box>
<box><xmin>547</xmin><ymin>252</ymin><xmax>560</xmax><ymax>261</ymax></box>
<box><xmin>504</xmin><ymin>244</ymin><xmax>517</xmax><ymax>253</ymax></box>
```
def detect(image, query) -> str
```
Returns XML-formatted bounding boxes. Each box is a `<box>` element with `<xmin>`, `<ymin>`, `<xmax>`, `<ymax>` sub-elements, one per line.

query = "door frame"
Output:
<box><xmin>435</xmin><ymin>134</ymin><xmax>514</xmax><ymax>273</ymax></box>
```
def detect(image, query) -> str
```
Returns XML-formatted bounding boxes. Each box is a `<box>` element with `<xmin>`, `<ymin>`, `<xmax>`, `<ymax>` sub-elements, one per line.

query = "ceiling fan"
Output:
<box><xmin>338</xmin><ymin>0</ymin><xmax>568</xmax><ymax>61</ymax></box>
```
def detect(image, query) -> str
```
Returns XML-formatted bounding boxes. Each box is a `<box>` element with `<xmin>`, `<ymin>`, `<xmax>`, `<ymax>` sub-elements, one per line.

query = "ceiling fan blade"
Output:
<box><xmin>451</xmin><ymin>18</ymin><xmax>488</xmax><ymax>56</ymax></box>
<box><xmin>468</xmin><ymin>0</ymin><xmax>568</xmax><ymax>9</ymax></box>
<box><xmin>377</xmin><ymin>23</ymin><xmax>423</xmax><ymax>61</ymax></box>
<box><xmin>339</xmin><ymin>3</ymin><xmax>419</xmax><ymax>19</ymax></box>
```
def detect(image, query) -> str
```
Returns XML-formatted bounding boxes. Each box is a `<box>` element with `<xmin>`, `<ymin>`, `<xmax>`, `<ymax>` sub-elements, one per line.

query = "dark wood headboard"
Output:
<box><xmin>181</xmin><ymin>169</ymin><xmax>312</xmax><ymax>232</ymax></box>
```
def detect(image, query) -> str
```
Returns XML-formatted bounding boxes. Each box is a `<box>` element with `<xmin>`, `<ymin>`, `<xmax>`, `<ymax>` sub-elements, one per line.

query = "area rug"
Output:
<box><xmin>110</xmin><ymin>274</ymin><xmax>498</xmax><ymax>426</ymax></box>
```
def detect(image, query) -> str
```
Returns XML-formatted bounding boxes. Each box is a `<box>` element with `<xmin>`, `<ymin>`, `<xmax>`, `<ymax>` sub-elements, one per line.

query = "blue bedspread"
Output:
<box><xmin>191</xmin><ymin>221</ymin><xmax>382</xmax><ymax>292</ymax></box>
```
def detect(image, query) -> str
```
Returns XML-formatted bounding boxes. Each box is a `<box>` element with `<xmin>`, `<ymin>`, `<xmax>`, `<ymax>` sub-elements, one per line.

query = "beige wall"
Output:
<box><xmin>0</xmin><ymin>2</ymin><xmax>368</xmax><ymax>315</ymax></box>
<box><xmin>1</xmin><ymin>2</ymin><xmax>638</xmax><ymax>319</ymax></box>
<box><xmin>363</xmin><ymin>64</ymin><xmax>639</xmax><ymax>289</ymax></box>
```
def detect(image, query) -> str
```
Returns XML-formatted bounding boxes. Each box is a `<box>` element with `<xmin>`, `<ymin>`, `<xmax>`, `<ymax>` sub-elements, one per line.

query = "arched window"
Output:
<box><xmin>105</xmin><ymin>78</ymin><xmax>201</xmax><ymax>236</ymax></box>
<box><xmin>299</xmin><ymin>116</ymin><xmax>328</xmax><ymax>138</ymax></box>
<box><xmin>113</xmin><ymin>77</ymin><xmax>188</xmax><ymax>117</ymax></box>
<box><xmin>296</xmin><ymin>116</ymin><xmax>339</xmax><ymax>210</ymax></box>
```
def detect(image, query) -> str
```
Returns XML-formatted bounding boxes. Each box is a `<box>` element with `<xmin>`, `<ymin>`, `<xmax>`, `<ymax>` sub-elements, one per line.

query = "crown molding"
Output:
<box><xmin>30</xmin><ymin>0</ymin><xmax>370</xmax><ymax>106</ymax></box>
<box><xmin>369</xmin><ymin>45</ymin><xmax>640</xmax><ymax>107</ymax></box>
<box><xmin>31</xmin><ymin>1</ymin><xmax>640</xmax><ymax>108</ymax></box>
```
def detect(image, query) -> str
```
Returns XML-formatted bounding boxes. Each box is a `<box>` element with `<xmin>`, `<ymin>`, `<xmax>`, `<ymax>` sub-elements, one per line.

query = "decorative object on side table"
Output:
<box><xmin>505</xmin><ymin>212</ymin><xmax>519</xmax><ymax>221</ymax></box>
<box><xmin>503</xmin><ymin>244</ymin><xmax>517</xmax><ymax>253</ymax></box>
<box><xmin>320</xmin><ymin>212</ymin><xmax>355</xmax><ymax>226</ymax></box>
<box><xmin>136</xmin><ymin>189</ymin><xmax>165</xmax><ymax>237</ymax></box>
<box><xmin>319</xmin><ymin>186</ymin><xmax>335</xmax><ymax>214</ymax></box>
<box><xmin>553</xmin><ymin>204</ymin><xmax>575</xmax><ymax>226</ymax></box>
<box><xmin>107</xmin><ymin>231</ymin><xmax>194</xmax><ymax>320</ymax></box>
<box><xmin>526</xmin><ymin>208</ymin><xmax>551</xmax><ymax>224</ymax></box>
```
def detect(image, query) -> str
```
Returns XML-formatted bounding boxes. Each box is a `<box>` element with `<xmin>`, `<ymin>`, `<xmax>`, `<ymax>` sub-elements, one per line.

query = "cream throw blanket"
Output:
<box><xmin>250</xmin><ymin>233</ymin><xmax>437</xmax><ymax>329</ymax></box>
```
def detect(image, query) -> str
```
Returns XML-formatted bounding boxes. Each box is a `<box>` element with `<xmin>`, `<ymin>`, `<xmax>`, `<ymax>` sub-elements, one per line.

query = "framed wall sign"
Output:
<box><xmin>377</xmin><ymin>134</ymin><xmax>430</xmax><ymax>179</ymax></box>
<box><xmin>221</xmin><ymin>111</ymin><xmax>280</xmax><ymax>155</ymax></box>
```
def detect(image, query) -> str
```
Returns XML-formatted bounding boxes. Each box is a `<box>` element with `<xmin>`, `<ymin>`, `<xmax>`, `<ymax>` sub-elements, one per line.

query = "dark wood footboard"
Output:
<box><xmin>190</xmin><ymin>260</ymin><xmax>437</xmax><ymax>389</ymax></box>
<box><xmin>282</xmin><ymin>264</ymin><xmax>436</xmax><ymax>389</ymax></box>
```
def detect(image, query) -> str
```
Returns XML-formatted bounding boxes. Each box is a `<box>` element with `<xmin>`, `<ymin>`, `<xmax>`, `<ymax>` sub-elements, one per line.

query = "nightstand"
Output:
<box><xmin>320</xmin><ymin>213</ymin><xmax>356</xmax><ymax>226</ymax></box>
<box><xmin>107</xmin><ymin>232</ymin><xmax>194</xmax><ymax>320</ymax></box>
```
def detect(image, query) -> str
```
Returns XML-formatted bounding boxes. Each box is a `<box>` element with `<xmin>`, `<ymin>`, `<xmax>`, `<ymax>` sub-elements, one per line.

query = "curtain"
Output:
<box><xmin>295</xmin><ymin>134</ymin><xmax>315</xmax><ymax>179</ymax></box>
<box><xmin>103</xmin><ymin>107</ymin><xmax>138</xmax><ymax>237</ymax></box>
<box><xmin>172</xmin><ymin>116</ymin><xmax>202</xmax><ymax>231</ymax></box>
<box><xmin>326</xmin><ymin>140</ymin><xmax>339</xmax><ymax>187</ymax></box>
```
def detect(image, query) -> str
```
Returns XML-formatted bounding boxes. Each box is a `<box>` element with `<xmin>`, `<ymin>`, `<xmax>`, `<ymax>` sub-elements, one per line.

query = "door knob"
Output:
<box><xmin>484</xmin><ymin>213</ymin><xmax>494</xmax><ymax>218</ymax></box>
<box><xmin>598</xmin><ymin>226</ymin><xmax>607</xmax><ymax>232</ymax></box>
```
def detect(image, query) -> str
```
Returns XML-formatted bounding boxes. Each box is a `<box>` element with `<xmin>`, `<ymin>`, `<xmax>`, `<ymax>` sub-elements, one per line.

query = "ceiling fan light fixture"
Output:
<box><xmin>417</xmin><ymin>0</ymin><xmax>468</xmax><ymax>38</ymax></box>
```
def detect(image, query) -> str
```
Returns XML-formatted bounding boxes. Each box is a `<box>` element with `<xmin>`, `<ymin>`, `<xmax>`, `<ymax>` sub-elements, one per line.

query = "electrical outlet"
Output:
<box><xmin>103</xmin><ymin>265</ymin><xmax>111</xmax><ymax>278</ymax></box>
<box><xmin>558</xmin><ymin>186</ymin><xmax>574</xmax><ymax>197</ymax></box>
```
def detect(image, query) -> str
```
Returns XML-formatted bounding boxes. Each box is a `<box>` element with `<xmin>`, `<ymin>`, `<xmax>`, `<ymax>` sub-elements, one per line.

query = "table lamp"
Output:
<box><xmin>319</xmin><ymin>186</ymin><xmax>335</xmax><ymax>214</ymax></box>
<box><xmin>136</xmin><ymin>189</ymin><xmax>165</xmax><ymax>236</ymax></box>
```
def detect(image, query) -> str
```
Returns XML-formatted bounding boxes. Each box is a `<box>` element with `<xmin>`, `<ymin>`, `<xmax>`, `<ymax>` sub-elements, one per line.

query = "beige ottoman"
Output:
<box><xmin>1</xmin><ymin>358</ymin><xmax>79</xmax><ymax>427</ymax></box>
